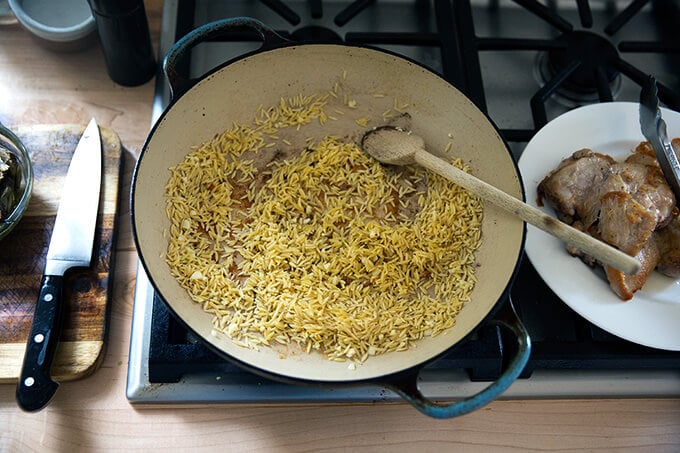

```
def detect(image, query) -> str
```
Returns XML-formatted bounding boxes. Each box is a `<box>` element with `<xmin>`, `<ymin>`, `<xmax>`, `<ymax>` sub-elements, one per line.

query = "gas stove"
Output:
<box><xmin>127</xmin><ymin>0</ymin><xmax>680</xmax><ymax>404</ymax></box>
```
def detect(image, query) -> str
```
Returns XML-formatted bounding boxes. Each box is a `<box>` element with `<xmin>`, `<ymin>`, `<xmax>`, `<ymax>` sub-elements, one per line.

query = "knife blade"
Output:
<box><xmin>639</xmin><ymin>75</ymin><xmax>680</xmax><ymax>201</ymax></box>
<box><xmin>16</xmin><ymin>118</ymin><xmax>102</xmax><ymax>412</ymax></box>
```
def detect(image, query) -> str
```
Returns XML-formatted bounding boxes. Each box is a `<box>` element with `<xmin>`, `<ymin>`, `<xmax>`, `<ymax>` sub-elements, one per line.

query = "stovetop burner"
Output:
<box><xmin>128</xmin><ymin>0</ymin><xmax>680</xmax><ymax>404</ymax></box>
<box><xmin>534</xmin><ymin>31</ymin><xmax>623</xmax><ymax>107</ymax></box>
<box><xmin>526</xmin><ymin>0</ymin><xmax>680</xmax><ymax>114</ymax></box>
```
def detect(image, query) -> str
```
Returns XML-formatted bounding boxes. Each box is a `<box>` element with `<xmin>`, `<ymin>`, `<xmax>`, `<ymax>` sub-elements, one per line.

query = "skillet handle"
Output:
<box><xmin>384</xmin><ymin>298</ymin><xmax>531</xmax><ymax>419</ymax></box>
<box><xmin>163</xmin><ymin>17</ymin><xmax>289</xmax><ymax>99</ymax></box>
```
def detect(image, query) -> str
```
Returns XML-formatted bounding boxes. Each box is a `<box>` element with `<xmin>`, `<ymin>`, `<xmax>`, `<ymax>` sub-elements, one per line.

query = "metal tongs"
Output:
<box><xmin>639</xmin><ymin>75</ymin><xmax>680</xmax><ymax>201</ymax></box>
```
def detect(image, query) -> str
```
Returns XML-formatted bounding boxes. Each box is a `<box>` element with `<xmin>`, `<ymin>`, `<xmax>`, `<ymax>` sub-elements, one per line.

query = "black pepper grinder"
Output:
<box><xmin>87</xmin><ymin>0</ymin><xmax>156</xmax><ymax>86</ymax></box>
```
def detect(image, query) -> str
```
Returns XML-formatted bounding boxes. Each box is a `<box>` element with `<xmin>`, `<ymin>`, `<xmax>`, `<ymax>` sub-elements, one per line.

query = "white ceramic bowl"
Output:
<box><xmin>9</xmin><ymin>0</ymin><xmax>96</xmax><ymax>50</ymax></box>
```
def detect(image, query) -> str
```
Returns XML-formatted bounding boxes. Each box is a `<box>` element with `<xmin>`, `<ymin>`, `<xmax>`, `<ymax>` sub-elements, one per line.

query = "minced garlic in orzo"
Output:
<box><xmin>164</xmin><ymin>82</ymin><xmax>483</xmax><ymax>363</ymax></box>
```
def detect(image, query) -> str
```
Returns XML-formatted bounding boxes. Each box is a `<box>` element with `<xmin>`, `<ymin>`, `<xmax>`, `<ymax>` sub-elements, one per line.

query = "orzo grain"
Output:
<box><xmin>164</xmin><ymin>83</ymin><xmax>483</xmax><ymax>363</ymax></box>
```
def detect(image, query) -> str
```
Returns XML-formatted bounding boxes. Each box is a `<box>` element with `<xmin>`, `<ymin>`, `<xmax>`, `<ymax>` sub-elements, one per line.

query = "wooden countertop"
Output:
<box><xmin>1</xmin><ymin>1</ymin><xmax>679</xmax><ymax>451</ymax></box>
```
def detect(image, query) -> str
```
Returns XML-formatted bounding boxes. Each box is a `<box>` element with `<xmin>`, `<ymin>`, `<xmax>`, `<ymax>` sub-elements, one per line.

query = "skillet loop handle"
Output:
<box><xmin>163</xmin><ymin>17</ymin><xmax>289</xmax><ymax>99</ymax></box>
<box><xmin>386</xmin><ymin>298</ymin><xmax>531</xmax><ymax>419</ymax></box>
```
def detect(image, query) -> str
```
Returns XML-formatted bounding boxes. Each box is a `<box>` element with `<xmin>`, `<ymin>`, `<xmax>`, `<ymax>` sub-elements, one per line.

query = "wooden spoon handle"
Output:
<box><xmin>414</xmin><ymin>148</ymin><xmax>641</xmax><ymax>275</ymax></box>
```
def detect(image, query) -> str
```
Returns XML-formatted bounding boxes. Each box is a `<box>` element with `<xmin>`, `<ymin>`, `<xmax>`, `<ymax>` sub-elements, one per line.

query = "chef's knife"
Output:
<box><xmin>639</xmin><ymin>75</ymin><xmax>680</xmax><ymax>201</ymax></box>
<box><xmin>16</xmin><ymin>118</ymin><xmax>102</xmax><ymax>412</ymax></box>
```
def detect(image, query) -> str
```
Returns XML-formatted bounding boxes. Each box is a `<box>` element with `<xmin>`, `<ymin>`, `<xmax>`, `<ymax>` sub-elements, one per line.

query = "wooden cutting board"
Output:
<box><xmin>0</xmin><ymin>124</ymin><xmax>122</xmax><ymax>383</ymax></box>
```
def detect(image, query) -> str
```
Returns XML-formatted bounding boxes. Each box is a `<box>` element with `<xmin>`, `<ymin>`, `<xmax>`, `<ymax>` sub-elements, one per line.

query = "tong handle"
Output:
<box><xmin>639</xmin><ymin>76</ymin><xmax>680</xmax><ymax>202</ymax></box>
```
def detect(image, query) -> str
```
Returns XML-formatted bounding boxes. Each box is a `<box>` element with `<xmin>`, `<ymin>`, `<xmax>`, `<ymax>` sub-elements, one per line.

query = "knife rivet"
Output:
<box><xmin>43</xmin><ymin>293</ymin><xmax>53</xmax><ymax>302</ymax></box>
<box><xmin>34</xmin><ymin>333</ymin><xmax>45</xmax><ymax>344</ymax></box>
<box><xmin>24</xmin><ymin>377</ymin><xmax>35</xmax><ymax>387</ymax></box>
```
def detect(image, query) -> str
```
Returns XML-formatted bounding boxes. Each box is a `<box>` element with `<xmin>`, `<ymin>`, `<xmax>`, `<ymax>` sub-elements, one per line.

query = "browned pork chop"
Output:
<box><xmin>537</xmin><ymin>149</ymin><xmax>614</xmax><ymax>224</ymax></box>
<box><xmin>605</xmin><ymin>240</ymin><xmax>660</xmax><ymax>300</ymax></box>
<box><xmin>655</xmin><ymin>209</ymin><xmax>680</xmax><ymax>279</ymax></box>
<box><xmin>538</xmin><ymin>142</ymin><xmax>679</xmax><ymax>301</ymax></box>
<box><xmin>539</xmin><ymin>148</ymin><xmax>674</xmax><ymax>255</ymax></box>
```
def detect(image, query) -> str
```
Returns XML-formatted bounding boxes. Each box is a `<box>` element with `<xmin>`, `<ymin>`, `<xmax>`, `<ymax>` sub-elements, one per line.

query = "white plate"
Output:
<box><xmin>518</xmin><ymin>102</ymin><xmax>680</xmax><ymax>351</ymax></box>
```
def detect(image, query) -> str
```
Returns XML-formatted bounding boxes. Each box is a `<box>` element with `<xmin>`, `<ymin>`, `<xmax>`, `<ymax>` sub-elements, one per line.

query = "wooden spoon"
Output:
<box><xmin>361</xmin><ymin>126</ymin><xmax>642</xmax><ymax>275</ymax></box>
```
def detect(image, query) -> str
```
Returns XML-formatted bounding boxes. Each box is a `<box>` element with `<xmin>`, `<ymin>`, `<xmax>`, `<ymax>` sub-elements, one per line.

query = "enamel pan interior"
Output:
<box><xmin>132</xmin><ymin>44</ymin><xmax>525</xmax><ymax>383</ymax></box>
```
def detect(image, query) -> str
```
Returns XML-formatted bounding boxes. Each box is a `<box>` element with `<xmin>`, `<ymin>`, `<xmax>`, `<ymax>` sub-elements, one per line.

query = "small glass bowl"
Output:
<box><xmin>0</xmin><ymin>123</ymin><xmax>33</xmax><ymax>240</ymax></box>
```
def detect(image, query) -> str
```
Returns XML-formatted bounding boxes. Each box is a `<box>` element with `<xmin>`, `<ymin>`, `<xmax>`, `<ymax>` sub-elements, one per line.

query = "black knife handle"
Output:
<box><xmin>16</xmin><ymin>274</ymin><xmax>65</xmax><ymax>412</ymax></box>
